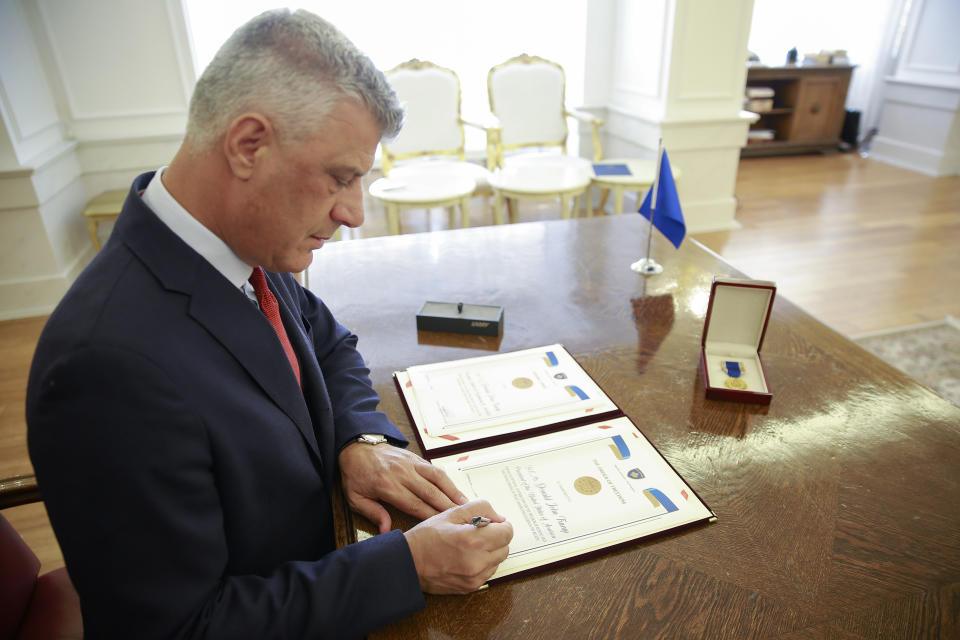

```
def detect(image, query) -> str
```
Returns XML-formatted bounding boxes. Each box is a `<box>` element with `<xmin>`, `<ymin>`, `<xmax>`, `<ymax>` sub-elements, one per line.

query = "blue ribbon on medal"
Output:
<box><xmin>723</xmin><ymin>361</ymin><xmax>742</xmax><ymax>378</ymax></box>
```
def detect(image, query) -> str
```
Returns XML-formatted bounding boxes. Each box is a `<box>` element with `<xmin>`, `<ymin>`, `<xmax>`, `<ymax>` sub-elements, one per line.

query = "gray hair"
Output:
<box><xmin>185</xmin><ymin>9</ymin><xmax>403</xmax><ymax>149</ymax></box>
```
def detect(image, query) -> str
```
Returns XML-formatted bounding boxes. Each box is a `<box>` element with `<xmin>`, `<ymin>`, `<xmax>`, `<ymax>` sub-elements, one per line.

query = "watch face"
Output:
<box><xmin>360</xmin><ymin>434</ymin><xmax>387</xmax><ymax>445</ymax></box>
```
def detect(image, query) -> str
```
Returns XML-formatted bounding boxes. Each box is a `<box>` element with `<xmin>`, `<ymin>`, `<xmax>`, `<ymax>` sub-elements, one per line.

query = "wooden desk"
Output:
<box><xmin>307</xmin><ymin>215</ymin><xmax>960</xmax><ymax>639</ymax></box>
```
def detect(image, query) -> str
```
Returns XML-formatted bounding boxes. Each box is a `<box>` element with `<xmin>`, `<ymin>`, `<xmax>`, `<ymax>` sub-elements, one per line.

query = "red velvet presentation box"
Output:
<box><xmin>700</xmin><ymin>277</ymin><xmax>776</xmax><ymax>404</ymax></box>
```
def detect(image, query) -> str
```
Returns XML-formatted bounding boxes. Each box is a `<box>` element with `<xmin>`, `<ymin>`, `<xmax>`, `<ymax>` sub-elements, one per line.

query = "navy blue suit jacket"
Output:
<box><xmin>27</xmin><ymin>172</ymin><xmax>425</xmax><ymax>638</ymax></box>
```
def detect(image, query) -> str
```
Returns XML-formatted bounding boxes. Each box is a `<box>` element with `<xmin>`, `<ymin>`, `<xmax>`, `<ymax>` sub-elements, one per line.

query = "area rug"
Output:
<box><xmin>853</xmin><ymin>318</ymin><xmax>960</xmax><ymax>408</ymax></box>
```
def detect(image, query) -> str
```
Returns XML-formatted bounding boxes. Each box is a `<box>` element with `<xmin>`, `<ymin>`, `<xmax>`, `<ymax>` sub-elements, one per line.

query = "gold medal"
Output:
<box><xmin>724</xmin><ymin>377</ymin><xmax>748</xmax><ymax>390</ymax></box>
<box><xmin>573</xmin><ymin>476</ymin><xmax>602</xmax><ymax>495</ymax></box>
<box><xmin>512</xmin><ymin>377</ymin><xmax>533</xmax><ymax>389</ymax></box>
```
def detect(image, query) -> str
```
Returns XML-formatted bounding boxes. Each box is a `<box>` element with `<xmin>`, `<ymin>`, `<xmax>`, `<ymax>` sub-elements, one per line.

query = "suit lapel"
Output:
<box><xmin>116</xmin><ymin>179</ymin><xmax>323</xmax><ymax>466</ymax></box>
<box><xmin>268</xmin><ymin>272</ymin><xmax>338</xmax><ymax>486</ymax></box>
<box><xmin>188</xmin><ymin>276</ymin><xmax>321</xmax><ymax>462</ymax></box>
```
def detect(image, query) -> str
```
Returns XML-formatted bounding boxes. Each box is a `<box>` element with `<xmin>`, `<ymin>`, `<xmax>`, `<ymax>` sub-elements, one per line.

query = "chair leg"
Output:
<box><xmin>599</xmin><ymin>188</ymin><xmax>611</xmax><ymax>213</ymax></box>
<box><xmin>387</xmin><ymin>204</ymin><xmax>400</xmax><ymax>235</ymax></box>
<box><xmin>446</xmin><ymin>206</ymin><xmax>456</xmax><ymax>229</ymax></box>
<box><xmin>87</xmin><ymin>219</ymin><xmax>101</xmax><ymax>251</ymax></box>
<box><xmin>614</xmin><ymin>186</ymin><xmax>625</xmax><ymax>215</ymax></box>
<box><xmin>561</xmin><ymin>195</ymin><xmax>571</xmax><ymax>219</ymax></box>
<box><xmin>507</xmin><ymin>198</ymin><xmax>518</xmax><ymax>224</ymax></box>
<box><xmin>493</xmin><ymin>191</ymin><xmax>504</xmax><ymax>225</ymax></box>
<box><xmin>460</xmin><ymin>197</ymin><xmax>470</xmax><ymax>228</ymax></box>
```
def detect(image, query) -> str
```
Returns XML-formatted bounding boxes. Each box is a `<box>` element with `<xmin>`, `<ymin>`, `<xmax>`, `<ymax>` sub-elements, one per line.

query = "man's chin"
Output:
<box><xmin>267</xmin><ymin>251</ymin><xmax>315</xmax><ymax>276</ymax></box>
<box><xmin>290</xmin><ymin>251</ymin><xmax>315</xmax><ymax>275</ymax></box>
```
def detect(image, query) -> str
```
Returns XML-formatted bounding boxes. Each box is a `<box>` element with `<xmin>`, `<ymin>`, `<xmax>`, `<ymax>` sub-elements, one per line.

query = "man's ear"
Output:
<box><xmin>223</xmin><ymin>113</ymin><xmax>274</xmax><ymax>180</ymax></box>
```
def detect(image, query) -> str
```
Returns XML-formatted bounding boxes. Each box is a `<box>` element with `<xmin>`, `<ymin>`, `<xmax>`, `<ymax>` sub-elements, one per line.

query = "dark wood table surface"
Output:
<box><xmin>307</xmin><ymin>214</ymin><xmax>960</xmax><ymax>639</ymax></box>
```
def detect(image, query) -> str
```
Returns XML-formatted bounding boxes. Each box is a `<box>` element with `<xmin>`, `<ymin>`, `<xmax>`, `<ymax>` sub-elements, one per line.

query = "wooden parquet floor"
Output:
<box><xmin>695</xmin><ymin>154</ymin><xmax>960</xmax><ymax>336</ymax></box>
<box><xmin>3</xmin><ymin>152</ymin><xmax>958</xmax><ymax>575</ymax></box>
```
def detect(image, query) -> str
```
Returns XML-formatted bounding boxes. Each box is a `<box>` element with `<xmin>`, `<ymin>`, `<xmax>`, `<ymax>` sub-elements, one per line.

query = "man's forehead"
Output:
<box><xmin>315</xmin><ymin>101</ymin><xmax>381</xmax><ymax>168</ymax></box>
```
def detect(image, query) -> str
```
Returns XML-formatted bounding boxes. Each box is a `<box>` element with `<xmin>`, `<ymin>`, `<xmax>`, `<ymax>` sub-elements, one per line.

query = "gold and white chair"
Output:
<box><xmin>369</xmin><ymin>59</ymin><xmax>498</xmax><ymax>235</ymax></box>
<box><xmin>486</xmin><ymin>54</ymin><xmax>604</xmax><ymax>222</ymax></box>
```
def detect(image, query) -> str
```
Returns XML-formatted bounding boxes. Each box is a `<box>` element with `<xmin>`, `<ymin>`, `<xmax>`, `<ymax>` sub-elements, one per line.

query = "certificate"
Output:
<box><xmin>396</xmin><ymin>344</ymin><xmax>619</xmax><ymax>455</ymax></box>
<box><xmin>431</xmin><ymin>416</ymin><xmax>715</xmax><ymax>581</ymax></box>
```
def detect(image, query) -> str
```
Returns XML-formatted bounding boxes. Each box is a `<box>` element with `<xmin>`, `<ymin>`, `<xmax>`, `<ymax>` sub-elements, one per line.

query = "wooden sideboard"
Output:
<box><xmin>742</xmin><ymin>65</ymin><xmax>854</xmax><ymax>157</ymax></box>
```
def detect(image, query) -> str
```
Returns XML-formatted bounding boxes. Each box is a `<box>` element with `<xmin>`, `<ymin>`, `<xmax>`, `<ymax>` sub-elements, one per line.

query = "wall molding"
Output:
<box><xmin>870</xmin><ymin>135</ymin><xmax>951</xmax><ymax>176</ymax></box>
<box><xmin>871</xmin><ymin>75</ymin><xmax>959</xmax><ymax>177</ymax></box>
<box><xmin>0</xmin><ymin>139</ymin><xmax>78</xmax><ymax>210</ymax></box>
<box><xmin>0</xmin><ymin>241</ymin><xmax>92</xmax><ymax>321</ymax></box>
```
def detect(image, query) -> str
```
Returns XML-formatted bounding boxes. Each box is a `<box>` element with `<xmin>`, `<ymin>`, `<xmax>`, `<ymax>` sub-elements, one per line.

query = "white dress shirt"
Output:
<box><xmin>142</xmin><ymin>167</ymin><xmax>258</xmax><ymax>301</ymax></box>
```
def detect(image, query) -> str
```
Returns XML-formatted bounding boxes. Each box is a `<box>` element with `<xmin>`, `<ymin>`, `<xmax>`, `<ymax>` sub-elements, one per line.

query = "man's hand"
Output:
<box><xmin>338</xmin><ymin>441</ymin><xmax>468</xmax><ymax>533</ymax></box>
<box><xmin>404</xmin><ymin>499</ymin><xmax>513</xmax><ymax>594</ymax></box>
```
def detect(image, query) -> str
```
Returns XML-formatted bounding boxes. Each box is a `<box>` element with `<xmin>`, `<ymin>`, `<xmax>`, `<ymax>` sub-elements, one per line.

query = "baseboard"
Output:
<box><xmin>0</xmin><ymin>275</ymin><xmax>66</xmax><ymax>321</ymax></box>
<box><xmin>868</xmin><ymin>137</ymin><xmax>948</xmax><ymax>177</ymax></box>
<box><xmin>0</xmin><ymin>244</ymin><xmax>94</xmax><ymax>321</ymax></box>
<box><xmin>850</xmin><ymin>317</ymin><xmax>959</xmax><ymax>341</ymax></box>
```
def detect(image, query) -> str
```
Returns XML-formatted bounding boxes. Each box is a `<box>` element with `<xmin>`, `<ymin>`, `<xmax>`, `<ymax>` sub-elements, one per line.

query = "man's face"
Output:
<box><xmin>232</xmin><ymin>99</ymin><xmax>381</xmax><ymax>273</ymax></box>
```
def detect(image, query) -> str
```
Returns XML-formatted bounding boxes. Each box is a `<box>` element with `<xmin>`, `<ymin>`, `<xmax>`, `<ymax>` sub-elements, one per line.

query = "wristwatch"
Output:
<box><xmin>356</xmin><ymin>433</ymin><xmax>388</xmax><ymax>445</ymax></box>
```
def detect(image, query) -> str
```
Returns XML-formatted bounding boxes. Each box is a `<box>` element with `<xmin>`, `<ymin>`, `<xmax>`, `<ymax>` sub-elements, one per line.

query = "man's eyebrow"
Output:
<box><xmin>330</xmin><ymin>164</ymin><xmax>368</xmax><ymax>178</ymax></box>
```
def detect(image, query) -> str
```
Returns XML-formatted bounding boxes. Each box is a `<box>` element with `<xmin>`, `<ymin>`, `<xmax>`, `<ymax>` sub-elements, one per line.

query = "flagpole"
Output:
<box><xmin>631</xmin><ymin>137</ymin><xmax>665</xmax><ymax>276</ymax></box>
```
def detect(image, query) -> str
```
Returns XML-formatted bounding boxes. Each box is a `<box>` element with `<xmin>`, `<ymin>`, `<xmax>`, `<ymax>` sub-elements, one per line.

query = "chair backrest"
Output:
<box><xmin>0</xmin><ymin>512</ymin><xmax>42</xmax><ymax>639</ymax></box>
<box><xmin>0</xmin><ymin>474</ymin><xmax>83</xmax><ymax>640</ymax></box>
<box><xmin>382</xmin><ymin>59</ymin><xmax>466</xmax><ymax>175</ymax></box>
<box><xmin>488</xmin><ymin>54</ymin><xmax>568</xmax><ymax>153</ymax></box>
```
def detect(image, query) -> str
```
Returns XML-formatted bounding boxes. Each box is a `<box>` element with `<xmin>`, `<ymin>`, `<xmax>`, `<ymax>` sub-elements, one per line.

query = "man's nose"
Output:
<box><xmin>331</xmin><ymin>182</ymin><xmax>365</xmax><ymax>228</ymax></box>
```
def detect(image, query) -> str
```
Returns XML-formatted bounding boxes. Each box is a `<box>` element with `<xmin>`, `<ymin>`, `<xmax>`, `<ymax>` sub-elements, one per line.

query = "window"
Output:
<box><xmin>182</xmin><ymin>1</ymin><xmax>589</xmax><ymax>154</ymax></box>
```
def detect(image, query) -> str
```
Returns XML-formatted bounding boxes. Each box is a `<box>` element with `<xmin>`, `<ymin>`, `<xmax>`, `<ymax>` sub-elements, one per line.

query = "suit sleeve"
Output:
<box><xmin>27</xmin><ymin>345</ymin><xmax>424</xmax><ymax>640</ymax></box>
<box><xmin>294</xmin><ymin>282</ymin><xmax>408</xmax><ymax>451</ymax></box>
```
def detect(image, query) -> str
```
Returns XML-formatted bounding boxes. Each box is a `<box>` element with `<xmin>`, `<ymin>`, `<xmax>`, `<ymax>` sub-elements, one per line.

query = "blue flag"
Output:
<box><xmin>638</xmin><ymin>150</ymin><xmax>685</xmax><ymax>249</ymax></box>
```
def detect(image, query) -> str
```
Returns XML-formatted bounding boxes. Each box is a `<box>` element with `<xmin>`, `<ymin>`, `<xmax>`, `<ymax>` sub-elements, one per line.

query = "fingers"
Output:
<box><xmin>416</xmin><ymin>463</ymin><xmax>469</xmax><ymax>507</ymax></box>
<box><xmin>460</xmin><ymin>502</ymin><xmax>513</xmax><ymax>550</ymax></box>
<box><xmin>378</xmin><ymin>486</ymin><xmax>443</xmax><ymax>523</ymax></box>
<box><xmin>380</xmin><ymin>449</ymin><xmax>465</xmax><ymax>516</ymax></box>
<box><xmin>342</xmin><ymin>444</ymin><xmax>467</xmax><ymax>519</ymax></box>
<box><xmin>346</xmin><ymin>493</ymin><xmax>392</xmax><ymax>534</ymax></box>
<box><xmin>394</xmin><ymin>466</ymin><xmax>461</xmax><ymax>517</ymax></box>
<box><xmin>340</xmin><ymin>442</ymin><xmax>489</xmax><ymax>535</ymax></box>
<box><xmin>404</xmin><ymin>499</ymin><xmax>515</xmax><ymax>595</ymax></box>
<box><xmin>453</xmin><ymin>498</ymin><xmax>508</xmax><ymax>527</ymax></box>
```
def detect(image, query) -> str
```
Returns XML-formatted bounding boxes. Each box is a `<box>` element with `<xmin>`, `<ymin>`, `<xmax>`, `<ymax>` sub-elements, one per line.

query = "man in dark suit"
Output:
<box><xmin>26</xmin><ymin>9</ymin><xmax>512</xmax><ymax>638</ymax></box>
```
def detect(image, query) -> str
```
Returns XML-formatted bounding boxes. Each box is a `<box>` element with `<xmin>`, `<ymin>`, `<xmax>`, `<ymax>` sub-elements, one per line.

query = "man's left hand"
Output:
<box><xmin>338</xmin><ymin>442</ymin><xmax>469</xmax><ymax>533</ymax></box>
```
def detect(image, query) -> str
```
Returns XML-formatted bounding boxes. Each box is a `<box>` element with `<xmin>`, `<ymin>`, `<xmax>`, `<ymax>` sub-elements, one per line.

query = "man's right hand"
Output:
<box><xmin>403</xmin><ymin>499</ymin><xmax>513</xmax><ymax>594</ymax></box>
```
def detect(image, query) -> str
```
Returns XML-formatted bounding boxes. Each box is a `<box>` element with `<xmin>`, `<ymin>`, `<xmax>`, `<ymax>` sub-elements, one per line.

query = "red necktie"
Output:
<box><xmin>249</xmin><ymin>267</ymin><xmax>301</xmax><ymax>386</ymax></box>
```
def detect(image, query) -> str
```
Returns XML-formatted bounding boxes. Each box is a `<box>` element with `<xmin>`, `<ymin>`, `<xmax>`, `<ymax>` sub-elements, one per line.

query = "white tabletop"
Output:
<box><xmin>369</xmin><ymin>168</ymin><xmax>476</xmax><ymax>204</ymax></box>
<box><xmin>489</xmin><ymin>155</ymin><xmax>592</xmax><ymax>195</ymax></box>
<box><xmin>590</xmin><ymin>158</ymin><xmax>682</xmax><ymax>185</ymax></box>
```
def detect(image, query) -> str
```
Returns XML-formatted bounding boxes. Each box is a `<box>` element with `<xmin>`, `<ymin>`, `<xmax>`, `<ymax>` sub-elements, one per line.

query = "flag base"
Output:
<box><xmin>630</xmin><ymin>258</ymin><xmax>663</xmax><ymax>276</ymax></box>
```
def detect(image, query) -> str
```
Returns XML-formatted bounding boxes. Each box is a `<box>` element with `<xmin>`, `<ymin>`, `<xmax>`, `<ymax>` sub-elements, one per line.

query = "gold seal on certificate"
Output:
<box><xmin>573</xmin><ymin>476</ymin><xmax>602</xmax><ymax>495</ymax></box>
<box><xmin>512</xmin><ymin>377</ymin><xmax>534</xmax><ymax>389</ymax></box>
<box><xmin>724</xmin><ymin>378</ymin><xmax>748</xmax><ymax>390</ymax></box>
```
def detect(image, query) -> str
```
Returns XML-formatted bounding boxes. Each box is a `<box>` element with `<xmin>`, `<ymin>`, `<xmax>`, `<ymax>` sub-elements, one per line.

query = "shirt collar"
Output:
<box><xmin>141</xmin><ymin>167</ymin><xmax>254</xmax><ymax>289</ymax></box>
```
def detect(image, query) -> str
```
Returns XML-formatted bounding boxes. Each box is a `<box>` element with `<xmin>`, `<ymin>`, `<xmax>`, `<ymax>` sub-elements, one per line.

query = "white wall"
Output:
<box><xmin>0</xmin><ymin>0</ymin><xmax>190</xmax><ymax>320</ymax></box>
<box><xmin>870</xmin><ymin>0</ymin><xmax>960</xmax><ymax>176</ymax></box>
